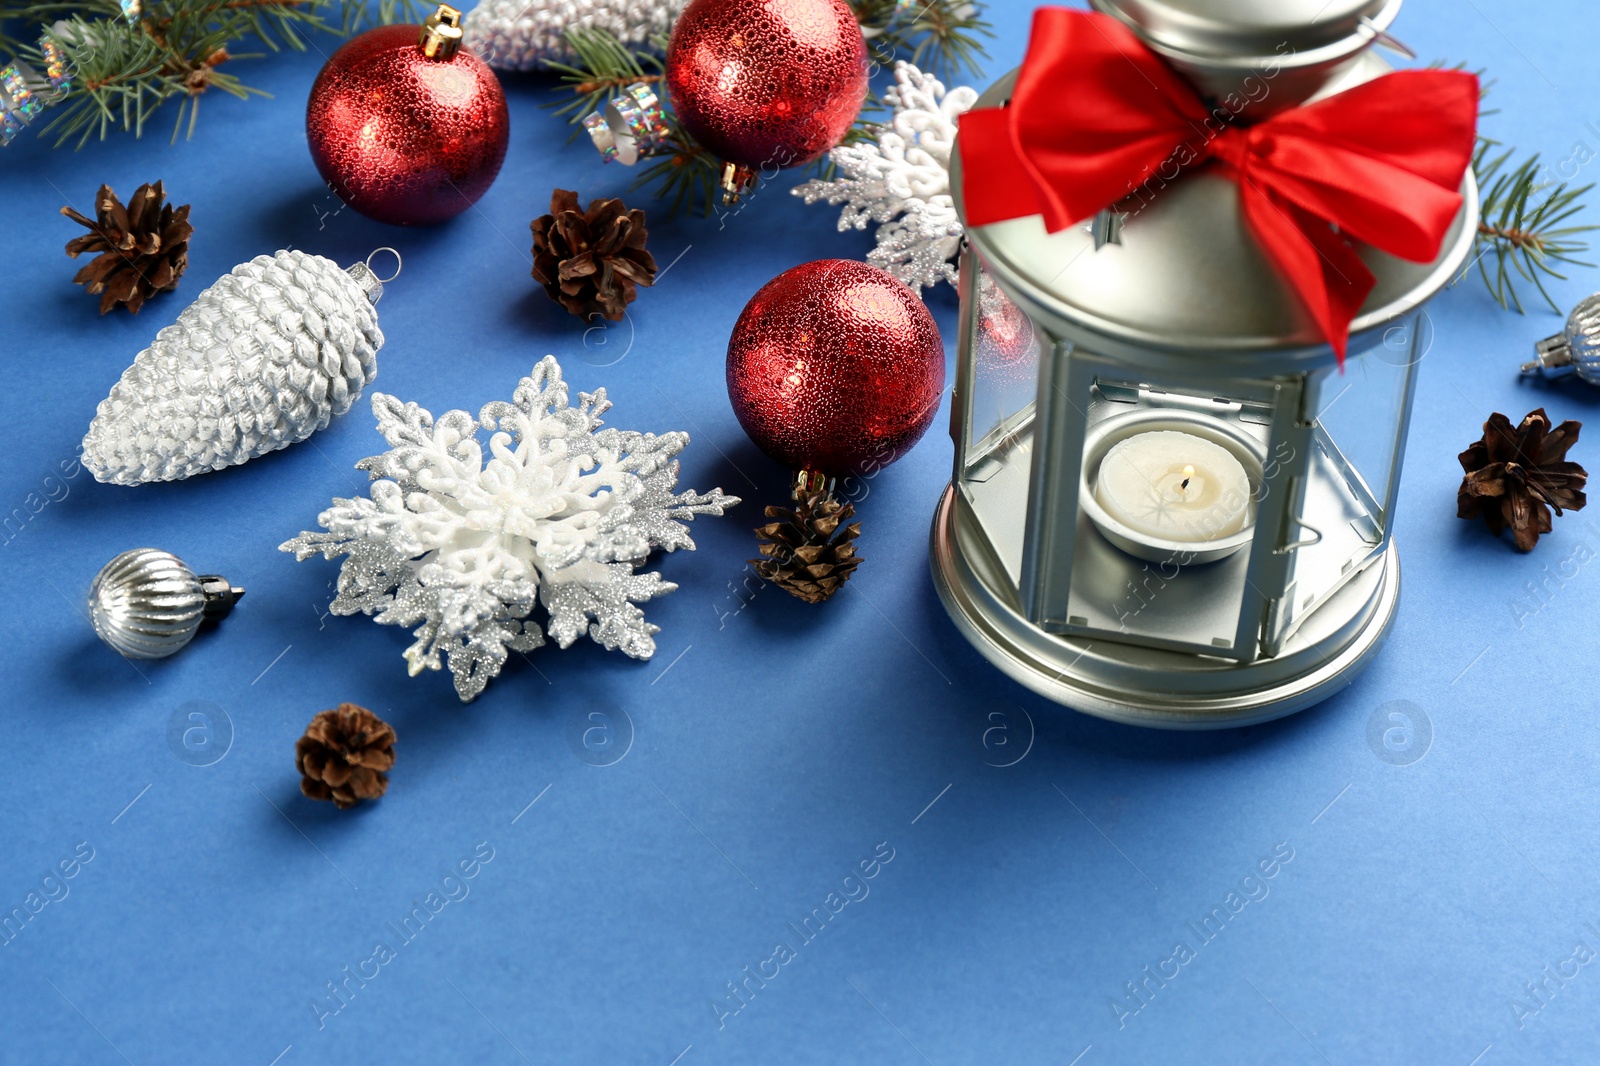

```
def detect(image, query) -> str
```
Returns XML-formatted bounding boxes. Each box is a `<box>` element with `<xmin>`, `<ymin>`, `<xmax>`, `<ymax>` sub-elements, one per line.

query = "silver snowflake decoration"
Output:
<box><xmin>794</xmin><ymin>61</ymin><xmax>979</xmax><ymax>293</ymax></box>
<box><xmin>280</xmin><ymin>356</ymin><xmax>738</xmax><ymax>701</ymax></box>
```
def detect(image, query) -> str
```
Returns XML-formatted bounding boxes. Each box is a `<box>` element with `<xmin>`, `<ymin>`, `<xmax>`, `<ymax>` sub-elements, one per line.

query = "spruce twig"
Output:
<box><xmin>1432</xmin><ymin>63</ymin><xmax>1598</xmax><ymax>313</ymax></box>
<box><xmin>2</xmin><ymin>0</ymin><xmax>427</xmax><ymax>147</ymax></box>
<box><xmin>1469</xmin><ymin>141</ymin><xmax>1596</xmax><ymax>314</ymax></box>
<box><xmin>631</xmin><ymin>112</ymin><xmax>722</xmax><ymax>218</ymax></box>
<box><xmin>543</xmin><ymin>24</ymin><xmax>663</xmax><ymax>127</ymax></box>
<box><xmin>850</xmin><ymin>0</ymin><xmax>991</xmax><ymax>80</ymax></box>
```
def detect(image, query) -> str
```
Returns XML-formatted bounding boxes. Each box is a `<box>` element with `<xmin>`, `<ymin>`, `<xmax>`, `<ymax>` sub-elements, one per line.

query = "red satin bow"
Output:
<box><xmin>958</xmin><ymin>8</ymin><xmax>1479</xmax><ymax>360</ymax></box>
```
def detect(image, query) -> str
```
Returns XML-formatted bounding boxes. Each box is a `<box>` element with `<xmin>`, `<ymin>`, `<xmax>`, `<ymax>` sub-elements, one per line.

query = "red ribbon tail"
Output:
<box><xmin>1239</xmin><ymin>183</ymin><xmax>1376</xmax><ymax>365</ymax></box>
<box><xmin>958</xmin><ymin>106</ymin><xmax>1044</xmax><ymax>229</ymax></box>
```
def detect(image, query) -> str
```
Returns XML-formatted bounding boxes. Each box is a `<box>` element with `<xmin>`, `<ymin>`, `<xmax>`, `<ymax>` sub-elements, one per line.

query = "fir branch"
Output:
<box><xmin>851</xmin><ymin>0</ymin><xmax>991</xmax><ymax>80</ymax></box>
<box><xmin>1431</xmin><ymin>61</ymin><xmax>1596</xmax><ymax>312</ymax></box>
<box><xmin>1470</xmin><ymin>141</ymin><xmax>1596</xmax><ymax>314</ymax></box>
<box><xmin>2</xmin><ymin>0</ymin><xmax>427</xmax><ymax>147</ymax></box>
<box><xmin>631</xmin><ymin>113</ymin><xmax>722</xmax><ymax>219</ymax></box>
<box><xmin>544</xmin><ymin>25</ymin><xmax>662</xmax><ymax>126</ymax></box>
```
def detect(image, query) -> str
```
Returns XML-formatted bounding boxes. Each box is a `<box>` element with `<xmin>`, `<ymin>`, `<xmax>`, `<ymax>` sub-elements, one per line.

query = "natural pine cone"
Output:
<box><xmin>296</xmin><ymin>703</ymin><xmax>396</xmax><ymax>810</ymax></box>
<box><xmin>61</xmin><ymin>182</ymin><xmax>192</xmax><ymax>315</ymax></box>
<box><xmin>752</xmin><ymin>492</ymin><xmax>862</xmax><ymax>604</ymax></box>
<box><xmin>1458</xmin><ymin>408</ymin><xmax>1586</xmax><ymax>552</ymax></box>
<box><xmin>531</xmin><ymin>189</ymin><xmax>657</xmax><ymax>322</ymax></box>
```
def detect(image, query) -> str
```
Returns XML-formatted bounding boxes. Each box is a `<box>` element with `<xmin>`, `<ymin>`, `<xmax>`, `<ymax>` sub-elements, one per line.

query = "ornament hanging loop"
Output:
<box><xmin>347</xmin><ymin>247</ymin><xmax>402</xmax><ymax>306</ymax></box>
<box><xmin>366</xmin><ymin>246</ymin><xmax>403</xmax><ymax>283</ymax></box>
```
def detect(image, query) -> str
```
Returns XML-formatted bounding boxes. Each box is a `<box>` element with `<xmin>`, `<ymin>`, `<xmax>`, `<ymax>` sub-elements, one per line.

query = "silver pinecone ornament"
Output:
<box><xmin>89</xmin><ymin>548</ymin><xmax>243</xmax><ymax>659</ymax></box>
<box><xmin>462</xmin><ymin>0</ymin><xmax>686</xmax><ymax>71</ymax></box>
<box><xmin>1524</xmin><ymin>291</ymin><xmax>1600</xmax><ymax>386</ymax></box>
<box><xmin>82</xmin><ymin>248</ymin><xmax>392</xmax><ymax>486</ymax></box>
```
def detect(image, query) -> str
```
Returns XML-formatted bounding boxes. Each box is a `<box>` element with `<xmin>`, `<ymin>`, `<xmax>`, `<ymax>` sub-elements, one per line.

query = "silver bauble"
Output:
<box><xmin>88</xmin><ymin>549</ymin><xmax>243</xmax><ymax>659</ymax></box>
<box><xmin>1524</xmin><ymin>292</ymin><xmax>1600</xmax><ymax>385</ymax></box>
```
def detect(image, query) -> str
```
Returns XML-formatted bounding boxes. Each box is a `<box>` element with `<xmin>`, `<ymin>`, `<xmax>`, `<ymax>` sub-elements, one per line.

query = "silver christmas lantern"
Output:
<box><xmin>931</xmin><ymin>0</ymin><xmax>1478</xmax><ymax>729</ymax></box>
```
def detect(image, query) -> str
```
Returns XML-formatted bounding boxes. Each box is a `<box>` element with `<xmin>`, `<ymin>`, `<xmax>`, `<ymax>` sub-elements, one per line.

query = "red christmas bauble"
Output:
<box><xmin>666</xmin><ymin>0</ymin><xmax>869</xmax><ymax>171</ymax></box>
<box><xmin>306</xmin><ymin>23</ymin><xmax>509</xmax><ymax>226</ymax></box>
<box><xmin>976</xmin><ymin>276</ymin><xmax>1039</xmax><ymax>385</ymax></box>
<box><xmin>726</xmin><ymin>260</ymin><xmax>946</xmax><ymax>477</ymax></box>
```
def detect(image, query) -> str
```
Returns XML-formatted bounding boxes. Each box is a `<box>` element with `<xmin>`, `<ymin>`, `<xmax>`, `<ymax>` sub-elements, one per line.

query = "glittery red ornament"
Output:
<box><xmin>306</xmin><ymin>7</ymin><xmax>509</xmax><ymax>226</ymax></box>
<box><xmin>726</xmin><ymin>260</ymin><xmax>946</xmax><ymax>478</ymax></box>
<box><xmin>666</xmin><ymin>0</ymin><xmax>869</xmax><ymax>172</ymax></box>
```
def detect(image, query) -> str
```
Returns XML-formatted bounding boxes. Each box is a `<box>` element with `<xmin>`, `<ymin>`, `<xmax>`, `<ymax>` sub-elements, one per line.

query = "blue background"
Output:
<box><xmin>3</xmin><ymin>1</ymin><xmax>1599</xmax><ymax>1062</ymax></box>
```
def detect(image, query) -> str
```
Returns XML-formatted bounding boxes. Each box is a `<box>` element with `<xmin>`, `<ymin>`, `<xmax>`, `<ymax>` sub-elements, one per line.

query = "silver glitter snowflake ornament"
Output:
<box><xmin>280</xmin><ymin>356</ymin><xmax>738</xmax><ymax>701</ymax></box>
<box><xmin>794</xmin><ymin>62</ymin><xmax>979</xmax><ymax>293</ymax></box>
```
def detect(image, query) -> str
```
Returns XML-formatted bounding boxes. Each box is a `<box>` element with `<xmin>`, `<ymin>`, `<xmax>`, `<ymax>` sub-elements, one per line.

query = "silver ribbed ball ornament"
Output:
<box><xmin>1524</xmin><ymin>292</ymin><xmax>1600</xmax><ymax>385</ymax></box>
<box><xmin>88</xmin><ymin>549</ymin><xmax>244</xmax><ymax>659</ymax></box>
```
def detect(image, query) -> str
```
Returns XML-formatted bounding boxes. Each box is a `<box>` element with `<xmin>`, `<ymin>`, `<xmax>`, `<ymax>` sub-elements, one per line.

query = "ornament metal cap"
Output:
<box><xmin>720</xmin><ymin>162</ymin><xmax>758</xmax><ymax>205</ymax></box>
<box><xmin>420</xmin><ymin>4</ymin><xmax>464</xmax><ymax>60</ymax></box>
<box><xmin>345</xmin><ymin>247</ymin><xmax>403</xmax><ymax>306</ymax></box>
<box><xmin>793</xmin><ymin>468</ymin><xmax>832</xmax><ymax>500</ymax></box>
<box><xmin>1523</xmin><ymin>292</ymin><xmax>1600</xmax><ymax>386</ymax></box>
<box><xmin>88</xmin><ymin>548</ymin><xmax>243</xmax><ymax>659</ymax></box>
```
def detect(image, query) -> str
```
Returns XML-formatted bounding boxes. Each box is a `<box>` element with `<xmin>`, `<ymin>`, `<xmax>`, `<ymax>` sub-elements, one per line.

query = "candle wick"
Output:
<box><xmin>1180</xmin><ymin>464</ymin><xmax>1195</xmax><ymax>493</ymax></box>
<box><xmin>1180</xmin><ymin>477</ymin><xmax>1190</xmax><ymax>490</ymax></box>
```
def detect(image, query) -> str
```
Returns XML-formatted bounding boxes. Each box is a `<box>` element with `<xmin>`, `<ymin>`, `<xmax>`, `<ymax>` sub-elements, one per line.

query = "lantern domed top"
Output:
<box><xmin>1092</xmin><ymin>0</ymin><xmax>1399</xmax><ymax>65</ymax></box>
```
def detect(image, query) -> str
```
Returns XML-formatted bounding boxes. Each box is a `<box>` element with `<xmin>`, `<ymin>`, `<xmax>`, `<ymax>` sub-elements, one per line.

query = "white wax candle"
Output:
<box><xmin>1094</xmin><ymin>430</ymin><xmax>1251</xmax><ymax>543</ymax></box>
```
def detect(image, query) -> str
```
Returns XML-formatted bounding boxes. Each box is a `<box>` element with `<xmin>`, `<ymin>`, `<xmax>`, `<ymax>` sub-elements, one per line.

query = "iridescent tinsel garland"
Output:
<box><xmin>1</xmin><ymin>38</ymin><xmax>72</xmax><ymax>146</ymax></box>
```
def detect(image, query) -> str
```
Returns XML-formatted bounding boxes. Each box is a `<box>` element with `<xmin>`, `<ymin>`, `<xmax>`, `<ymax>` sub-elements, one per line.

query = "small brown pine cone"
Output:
<box><xmin>296</xmin><ymin>703</ymin><xmax>396</xmax><ymax>810</ymax></box>
<box><xmin>752</xmin><ymin>492</ymin><xmax>862</xmax><ymax>604</ymax></box>
<box><xmin>531</xmin><ymin>188</ymin><xmax>657</xmax><ymax>322</ymax></box>
<box><xmin>61</xmin><ymin>182</ymin><xmax>192</xmax><ymax>315</ymax></box>
<box><xmin>1457</xmin><ymin>408</ymin><xmax>1587</xmax><ymax>552</ymax></box>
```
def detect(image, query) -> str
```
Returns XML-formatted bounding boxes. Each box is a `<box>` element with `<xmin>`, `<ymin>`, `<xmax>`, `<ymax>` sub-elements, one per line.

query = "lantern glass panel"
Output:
<box><xmin>1265</xmin><ymin>314</ymin><xmax>1423</xmax><ymax>651</ymax></box>
<box><xmin>1041</xmin><ymin>359</ymin><xmax>1287</xmax><ymax>659</ymax></box>
<box><xmin>957</xmin><ymin>255</ymin><xmax>1044</xmax><ymax>586</ymax></box>
<box><xmin>964</xmin><ymin>262</ymin><xmax>1042</xmax><ymax>470</ymax></box>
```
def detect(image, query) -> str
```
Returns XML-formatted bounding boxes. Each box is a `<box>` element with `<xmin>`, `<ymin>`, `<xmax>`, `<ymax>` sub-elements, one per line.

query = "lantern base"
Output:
<box><xmin>929</xmin><ymin>486</ymin><xmax>1399</xmax><ymax>730</ymax></box>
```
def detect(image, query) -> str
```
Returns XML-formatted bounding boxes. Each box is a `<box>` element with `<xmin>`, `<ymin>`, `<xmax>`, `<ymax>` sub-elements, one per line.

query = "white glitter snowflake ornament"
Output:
<box><xmin>794</xmin><ymin>62</ymin><xmax>979</xmax><ymax>293</ymax></box>
<box><xmin>280</xmin><ymin>357</ymin><xmax>738</xmax><ymax>701</ymax></box>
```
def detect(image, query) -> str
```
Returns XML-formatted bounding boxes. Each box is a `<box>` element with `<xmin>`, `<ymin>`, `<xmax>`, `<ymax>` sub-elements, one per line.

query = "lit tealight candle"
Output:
<box><xmin>1094</xmin><ymin>430</ymin><xmax>1252</xmax><ymax>543</ymax></box>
